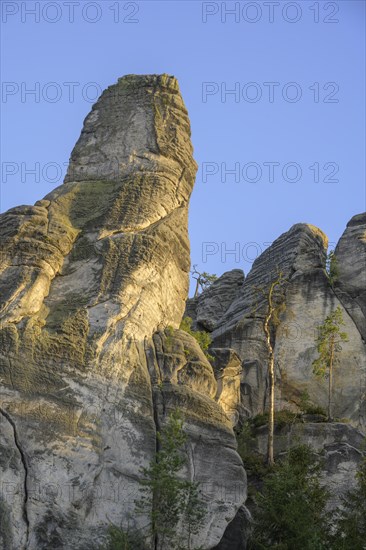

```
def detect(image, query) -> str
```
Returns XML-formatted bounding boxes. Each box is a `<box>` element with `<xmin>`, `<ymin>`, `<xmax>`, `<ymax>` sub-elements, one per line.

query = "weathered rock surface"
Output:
<box><xmin>213</xmin><ymin>505</ymin><xmax>251</xmax><ymax>550</ymax></box>
<box><xmin>186</xmin><ymin>269</ymin><xmax>244</xmax><ymax>332</ymax></box>
<box><xmin>181</xmin><ymin>216</ymin><xmax>366</xmax><ymax>549</ymax></box>
<box><xmin>334</xmin><ymin>212</ymin><xmax>366</xmax><ymax>341</ymax></box>
<box><xmin>210</xmin><ymin>348</ymin><xmax>243</xmax><ymax>426</ymax></box>
<box><xmin>146</xmin><ymin>329</ymin><xmax>247</xmax><ymax>548</ymax></box>
<box><xmin>0</xmin><ymin>75</ymin><xmax>246</xmax><ymax>550</ymax></box>
<box><xmin>207</xmin><ymin>222</ymin><xmax>366</xmax><ymax>429</ymax></box>
<box><xmin>1</xmin><ymin>70</ymin><xmax>364</xmax><ymax>550</ymax></box>
<box><xmin>252</xmin><ymin>421</ymin><xmax>365</xmax><ymax>509</ymax></box>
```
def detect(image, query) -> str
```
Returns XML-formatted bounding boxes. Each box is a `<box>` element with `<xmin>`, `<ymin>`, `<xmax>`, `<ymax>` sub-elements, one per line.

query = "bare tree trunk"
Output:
<box><xmin>264</xmin><ymin>282</ymin><xmax>276</xmax><ymax>467</ymax></box>
<box><xmin>267</xmin><ymin>350</ymin><xmax>275</xmax><ymax>467</ymax></box>
<box><xmin>328</xmin><ymin>339</ymin><xmax>334</xmax><ymax>421</ymax></box>
<box><xmin>194</xmin><ymin>278</ymin><xmax>200</xmax><ymax>298</ymax></box>
<box><xmin>255</xmin><ymin>274</ymin><xmax>285</xmax><ymax>466</ymax></box>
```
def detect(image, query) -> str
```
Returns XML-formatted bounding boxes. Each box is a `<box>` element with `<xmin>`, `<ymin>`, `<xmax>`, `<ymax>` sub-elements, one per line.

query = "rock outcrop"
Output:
<box><xmin>187</xmin><ymin>270</ymin><xmax>244</xmax><ymax>332</ymax></box>
<box><xmin>0</xmin><ymin>71</ymin><xmax>364</xmax><ymax>550</ymax></box>
<box><xmin>334</xmin><ymin>212</ymin><xmax>366</xmax><ymax>341</ymax></box>
<box><xmin>252</xmin><ymin>421</ymin><xmax>365</xmax><ymax>510</ymax></box>
<box><xmin>188</xmin><ymin>218</ymin><xmax>366</xmax><ymax>547</ymax></box>
<box><xmin>205</xmin><ymin>222</ymin><xmax>366</xmax><ymax>429</ymax></box>
<box><xmin>0</xmin><ymin>75</ymin><xmax>246</xmax><ymax>550</ymax></box>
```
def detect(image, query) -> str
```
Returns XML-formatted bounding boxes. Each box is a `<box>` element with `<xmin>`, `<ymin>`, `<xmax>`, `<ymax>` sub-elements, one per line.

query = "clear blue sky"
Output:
<box><xmin>1</xmin><ymin>1</ymin><xmax>365</xmax><ymax>294</ymax></box>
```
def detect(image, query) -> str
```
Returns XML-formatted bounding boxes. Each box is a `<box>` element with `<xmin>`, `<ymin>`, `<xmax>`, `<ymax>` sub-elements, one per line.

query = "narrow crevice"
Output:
<box><xmin>0</xmin><ymin>407</ymin><xmax>30</xmax><ymax>548</ymax></box>
<box><xmin>144</xmin><ymin>336</ymin><xmax>163</xmax><ymax>550</ymax></box>
<box><xmin>332</xmin><ymin>284</ymin><xmax>366</xmax><ymax>345</ymax></box>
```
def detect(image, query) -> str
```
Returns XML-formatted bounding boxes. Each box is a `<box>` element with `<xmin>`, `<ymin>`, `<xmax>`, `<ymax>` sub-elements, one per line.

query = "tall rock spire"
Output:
<box><xmin>0</xmin><ymin>75</ymin><xmax>246</xmax><ymax>550</ymax></box>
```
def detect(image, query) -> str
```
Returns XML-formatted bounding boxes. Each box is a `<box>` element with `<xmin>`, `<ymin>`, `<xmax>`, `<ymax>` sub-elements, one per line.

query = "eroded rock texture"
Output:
<box><xmin>204</xmin><ymin>222</ymin><xmax>366</xmax><ymax>430</ymax></box>
<box><xmin>252</xmin><ymin>421</ymin><xmax>365</xmax><ymax>510</ymax></box>
<box><xmin>334</xmin><ymin>212</ymin><xmax>366</xmax><ymax>340</ymax></box>
<box><xmin>188</xmin><ymin>218</ymin><xmax>366</xmax><ymax>547</ymax></box>
<box><xmin>186</xmin><ymin>270</ymin><xmax>245</xmax><ymax>332</ymax></box>
<box><xmin>0</xmin><ymin>75</ymin><xmax>246</xmax><ymax>550</ymax></box>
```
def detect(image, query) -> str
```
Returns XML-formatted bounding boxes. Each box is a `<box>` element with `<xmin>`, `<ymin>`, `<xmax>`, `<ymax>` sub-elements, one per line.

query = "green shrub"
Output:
<box><xmin>249</xmin><ymin>445</ymin><xmax>331</xmax><ymax>550</ymax></box>
<box><xmin>251</xmin><ymin>410</ymin><xmax>299</xmax><ymax>430</ymax></box>
<box><xmin>303</xmin><ymin>405</ymin><xmax>327</xmax><ymax>416</ymax></box>
<box><xmin>275</xmin><ymin>409</ymin><xmax>299</xmax><ymax>428</ymax></box>
<box><xmin>180</xmin><ymin>317</ymin><xmax>213</xmax><ymax>361</ymax></box>
<box><xmin>326</xmin><ymin>250</ymin><xmax>339</xmax><ymax>286</ymax></box>
<box><xmin>104</xmin><ymin>525</ymin><xmax>146</xmax><ymax>550</ymax></box>
<box><xmin>136</xmin><ymin>409</ymin><xmax>206</xmax><ymax>549</ymax></box>
<box><xmin>299</xmin><ymin>390</ymin><xmax>327</xmax><ymax>417</ymax></box>
<box><xmin>103</xmin><ymin>411</ymin><xmax>205</xmax><ymax>550</ymax></box>
<box><xmin>251</xmin><ymin>413</ymin><xmax>269</xmax><ymax>428</ymax></box>
<box><xmin>330</xmin><ymin>458</ymin><xmax>366</xmax><ymax>549</ymax></box>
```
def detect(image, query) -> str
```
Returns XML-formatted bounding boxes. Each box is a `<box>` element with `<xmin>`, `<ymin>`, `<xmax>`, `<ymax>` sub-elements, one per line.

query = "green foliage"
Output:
<box><xmin>303</xmin><ymin>404</ymin><xmax>327</xmax><ymax>417</ymax></box>
<box><xmin>181</xmin><ymin>482</ymin><xmax>207</xmax><ymax>550</ymax></box>
<box><xmin>198</xmin><ymin>271</ymin><xmax>217</xmax><ymax>290</ymax></box>
<box><xmin>191</xmin><ymin>265</ymin><xmax>217</xmax><ymax>296</ymax></box>
<box><xmin>251</xmin><ymin>413</ymin><xmax>269</xmax><ymax>429</ymax></box>
<box><xmin>299</xmin><ymin>390</ymin><xmax>327</xmax><ymax>417</ymax></box>
<box><xmin>275</xmin><ymin>409</ymin><xmax>299</xmax><ymax>428</ymax></box>
<box><xmin>104</xmin><ymin>525</ymin><xmax>146</xmax><ymax>550</ymax></box>
<box><xmin>312</xmin><ymin>307</ymin><xmax>348</xmax><ymax>379</ymax></box>
<box><xmin>180</xmin><ymin>317</ymin><xmax>213</xmax><ymax>361</ymax></box>
<box><xmin>236</xmin><ymin>422</ymin><xmax>269</xmax><ymax>478</ymax></box>
<box><xmin>312</xmin><ymin>306</ymin><xmax>348</xmax><ymax>420</ymax></box>
<box><xmin>250</xmin><ymin>410</ymin><xmax>299</xmax><ymax>429</ymax></box>
<box><xmin>236</xmin><ymin>419</ymin><xmax>255</xmax><ymax>448</ymax></box>
<box><xmin>299</xmin><ymin>389</ymin><xmax>310</xmax><ymax>412</ymax></box>
<box><xmin>330</xmin><ymin>458</ymin><xmax>366</xmax><ymax>549</ymax></box>
<box><xmin>249</xmin><ymin>445</ymin><xmax>331</xmax><ymax>550</ymax></box>
<box><xmin>236</xmin><ymin>412</ymin><xmax>300</xmax><ymax>479</ymax></box>
<box><xmin>136</xmin><ymin>409</ymin><xmax>205</xmax><ymax>549</ymax></box>
<box><xmin>326</xmin><ymin>250</ymin><xmax>339</xmax><ymax>286</ymax></box>
<box><xmin>0</xmin><ymin>498</ymin><xmax>12</xmax><ymax>549</ymax></box>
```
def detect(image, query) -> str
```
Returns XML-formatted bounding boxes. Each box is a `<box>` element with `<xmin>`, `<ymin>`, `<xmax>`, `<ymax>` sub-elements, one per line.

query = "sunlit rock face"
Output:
<box><xmin>193</xmin><ymin>220</ymin><xmax>366</xmax><ymax>430</ymax></box>
<box><xmin>0</xmin><ymin>75</ymin><xmax>246</xmax><ymax>550</ymax></box>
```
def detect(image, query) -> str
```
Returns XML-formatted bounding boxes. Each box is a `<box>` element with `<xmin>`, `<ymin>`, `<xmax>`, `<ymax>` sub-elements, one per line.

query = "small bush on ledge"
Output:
<box><xmin>180</xmin><ymin>316</ymin><xmax>213</xmax><ymax>361</ymax></box>
<box><xmin>104</xmin><ymin>525</ymin><xmax>147</xmax><ymax>550</ymax></box>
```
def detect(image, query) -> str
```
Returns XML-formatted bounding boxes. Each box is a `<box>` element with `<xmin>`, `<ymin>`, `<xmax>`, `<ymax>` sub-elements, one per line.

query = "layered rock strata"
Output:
<box><xmin>0</xmin><ymin>75</ymin><xmax>246</xmax><ymax>550</ymax></box>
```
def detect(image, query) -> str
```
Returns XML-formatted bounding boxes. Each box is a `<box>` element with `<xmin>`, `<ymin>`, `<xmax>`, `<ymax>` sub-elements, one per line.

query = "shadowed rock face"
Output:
<box><xmin>186</xmin><ymin>270</ymin><xmax>245</xmax><ymax>332</ymax></box>
<box><xmin>334</xmin><ymin>212</ymin><xmax>366</xmax><ymax>341</ymax></box>
<box><xmin>252</xmin><ymin>422</ymin><xmax>365</xmax><ymax>510</ymax></box>
<box><xmin>0</xmin><ymin>75</ymin><xmax>246</xmax><ymax>550</ymax></box>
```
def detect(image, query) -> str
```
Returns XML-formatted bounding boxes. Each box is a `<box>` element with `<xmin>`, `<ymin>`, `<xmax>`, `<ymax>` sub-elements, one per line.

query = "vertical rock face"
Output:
<box><xmin>207</xmin><ymin>221</ymin><xmax>366</xmax><ymax>428</ymax></box>
<box><xmin>189</xmin><ymin>216</ymin><xmax>366</xmax><ymax>544</ymax></box>
<box><xmin>252</xmin><ymin>422</ymin><xmax>366</xmax><ymax>509</ymax></box>
<box><xmin>0</xmin><ymin>75</ymin><xmax>246</xmax><ymax>550</ymax></box>
<box><xmin>334</xmin><ymin>213</ymin><xmax>366</xmax><ymax>341</ymax></box>
<box><xmin>186</xmin><ymin>270</ymin><xmax>245</xmax><ymax>332</ymax></box>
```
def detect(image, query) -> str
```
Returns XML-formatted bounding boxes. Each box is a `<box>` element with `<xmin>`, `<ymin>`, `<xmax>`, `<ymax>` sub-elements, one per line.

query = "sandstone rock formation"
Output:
<box><xmin>185</xmin><ymin>218</ymin><xmax>365</xmax><ymax>547</ymax></box>
<box><xmin>186</xmin><ymin>270</ymin><xmax>244</xmax><ymax>332</ymax></box>
<box><xmin>334</xmin><ymin>212</ymin><xmax>366</xmax><ymax>341</ymax></box>
<box><xmin>1</xmin><ymin>71</ymin><xmax>364</xmax><ymax>550</ymax></box>
<box><xmin>252</xmin><ymin>421</ymin><xmax>365</xmax><ymax>510</ymax></box>
<box><xmin>0</xmin><ymin>75</ymin><xmax>246</xmax><ymax>550</ymax></box>
<box><xmin>192</xmin><ymin>222</ymin><xmax>366</xmax><ymax>430</ymax></box>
